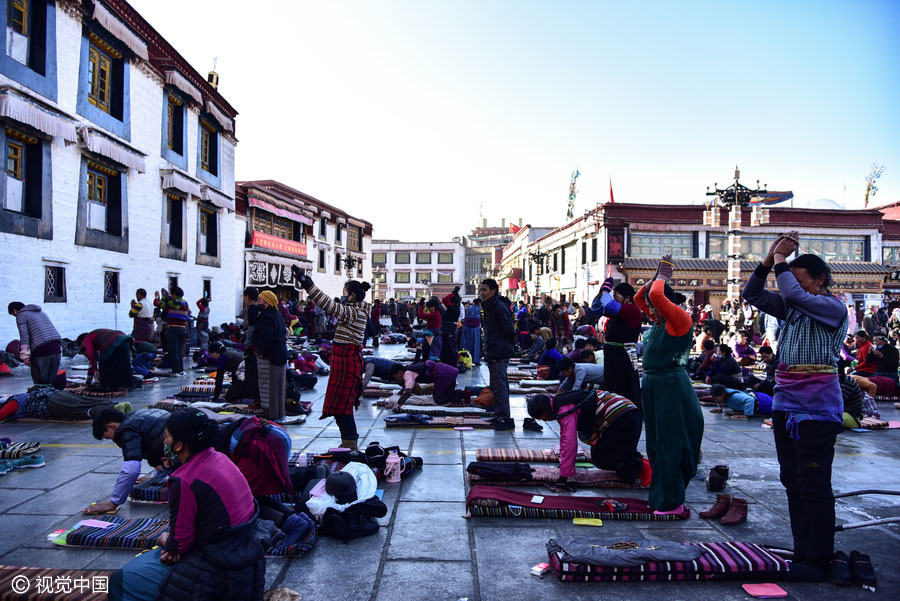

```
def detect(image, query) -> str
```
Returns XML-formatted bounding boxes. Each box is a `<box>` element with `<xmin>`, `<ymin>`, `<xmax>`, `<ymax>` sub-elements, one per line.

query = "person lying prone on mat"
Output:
<box><xmin>707</xmin><ymin>384</ymin><xmax>773</xmax><ymax>420</ymax></box>
<box><xmin>109</xmin><ymin>410</ymin><xmax>279</xmax><ymax>601</ymax></box>
<box><xmin>391</xmin><ymin>360</ymin><xmax>469</xmax><ymax>406</ymax></box>
<box><xmin>84</xmin><ymin>408</ymin><xmax>170</xmax><ymax>515</ymax></box>
<box><xmin>527</xmin><ymin>390</ymin><xmax>651</xmax><ymax>492</ymax></box>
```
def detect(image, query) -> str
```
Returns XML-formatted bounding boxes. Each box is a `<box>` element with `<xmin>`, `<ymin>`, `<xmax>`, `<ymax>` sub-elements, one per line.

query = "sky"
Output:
<box><xmin>131</xmin><ymin>0</ymin><xmax>900</xmax><ymax>240</ymax></box>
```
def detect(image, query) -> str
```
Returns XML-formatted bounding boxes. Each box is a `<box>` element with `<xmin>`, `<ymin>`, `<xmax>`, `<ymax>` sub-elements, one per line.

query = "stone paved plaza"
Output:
<box><xmin>1</xmin><ymin>344</ymin><xmax>898</xmax><ymax>601</ymax></box>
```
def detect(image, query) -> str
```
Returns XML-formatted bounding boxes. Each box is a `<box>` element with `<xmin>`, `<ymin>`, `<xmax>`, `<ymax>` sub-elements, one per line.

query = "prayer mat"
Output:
<box><xmin>54</xmin><ymin>516</ymin><xmax>169</xmax><ymax>550</ymax></box>
<box><xmin>466</xmin><ymin>486</ymin><xmax>684</xmax><ymax>521</ymax></box>
<box><xmin>874</xmin><ymin>394</ymin><xmax>900</xmax><ymax>403</ymax></box>
<box><xmin>0</xmin><ymin>565</ymin><xmax>114</xmax><ymax>601</ymax></box>
<box><xmin>129</xmin><ymin>473</ymin><xmax>168</xmax><ymax>503</ymax></box>
<box><xmin>520</xmin><ymin>379</ymin><xmax>561</xmax><ymax>387</ymax></box>
<box><xmin>64</xmin><ymin>387</ymin><xmax>127</xmax><ymax>398</ymax></box>
<box><xmin>386</xmin><ymin>415</ymin><xmax>495</xmax><ymax>428</ymax></box>
<box><xmin>859</xmin><ymin>417</ymin><xmax>889</xmax><ymax>430</ymax></box>
<box><xmin>467</xmin><ymin>463</ymin><xmax>640</xmax><ymax>489</ymax></box>
<box><xmin>363</xmin><ymin>389</ymin><xmax>394</xmax><ymax>398</ymax></box>
<box><xmin>173</xmin><ymin>391</ymin><xmax>214</xmax><ymax>401</ymax></box>
<box><xmin>14</xmin><ymin>417</ymin><xmax>93</xmax><ymax>424</ymax></box>
<box><xmin>148</xmin><ymin>399</ymin><xmax>189</xmax><ymax>412</ymax></box>
<box><xmin>0</xmin><ymin>441</ymin><xmax>41</xmax><ymax>459</ymax></box>
<box><xmin>510</xmin><ymin>385</ymin><xmax>555</xmax><ymax>394</ymax></box>
<box><xmin>403</xmin><ymin>406</ymin><xmax>495</xmax><ymax>418</ymax></box>
<box><xmin>547</xmin><ymin>540</ymin><xmax>790</xmax><ymax>582</ymax></box>
<box><xmin>222</xmin><ymin>404</ymin><xmax>264</xmax><ymax>415</ymax></box>
<box><xmin>475</xmin><ymin>448</ymin><xmax>586</xmax><ymax>462</ymax></box>
<box><xmin>181</xmin><ymin>384</ymin><xmax>217</xmax><ymax>394</ymax></box>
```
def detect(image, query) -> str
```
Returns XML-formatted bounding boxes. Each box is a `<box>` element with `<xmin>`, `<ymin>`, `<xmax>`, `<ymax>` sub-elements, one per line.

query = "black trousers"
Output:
<box><xmin>603</xmin><ymin>346</ymin><xmax>642</xmax><ymax>411</ymax></box>
<box><xmin>335</xmin><ymin>414</ymin><xmax>358</xmax><ymax>440</ymax></box>
<box><xmin>772</xmin><ymin>411</ymin><xmax>842</xmax><ymax>569</ymax></box>
<box><xmin>590</xmin><ymin>410</ymin><xmax>644</xmax><ymax>484</ymax></box>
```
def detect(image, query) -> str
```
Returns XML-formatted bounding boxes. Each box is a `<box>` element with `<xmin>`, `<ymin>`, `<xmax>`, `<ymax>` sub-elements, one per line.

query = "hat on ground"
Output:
<box><xmin>325</xmin><ymin>471</ymin><xmax>357</xmax><ymax>504</ymax></box>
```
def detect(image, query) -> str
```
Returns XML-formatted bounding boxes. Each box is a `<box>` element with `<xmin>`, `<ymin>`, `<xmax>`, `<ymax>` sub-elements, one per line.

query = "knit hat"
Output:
<box><xmin>325</xmin><ymin>471</ymin><xmax>357</xmax><ymax>504</ymax></box>
<box><xmin>259</xmin><ymin>291</ymin><xmax>278</xmax><ymax>307</ymax></box>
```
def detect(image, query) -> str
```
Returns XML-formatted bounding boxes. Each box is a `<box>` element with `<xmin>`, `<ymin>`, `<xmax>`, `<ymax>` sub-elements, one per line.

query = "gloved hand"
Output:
<box><xmin>657</xmin><ymin>254</ymin><xmax>674</xmax><ymax>282</ymax></box>
<box><xmin>289</xmin><ymin>265</ymin><xmax>314</xmax><ymax>291</ymax></box>
<box><xmin>600</xmin><ymin>277</ymin><xmax>614</xmax><ymax>294</ymax></box>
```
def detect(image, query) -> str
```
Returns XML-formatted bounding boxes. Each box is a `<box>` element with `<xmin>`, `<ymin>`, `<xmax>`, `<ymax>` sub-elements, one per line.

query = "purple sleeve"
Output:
<box><xmin>109</xmin><ymin>460</ymin><xmax>141</xmax><ymax>505</ymax></box>
<box><xmin>742</xmin><ymin>264</ymin><xmax>787</xmax><ymax>320</ymax></box>
<box><xmin>557</xmin><ymin>406</ymin><xmax>578</xmax><ymax>478</ymax></box>
<box><xmin>774</xmin><ymin>265</ymin><xmax>846</xmax><ymax>329</ymax></box>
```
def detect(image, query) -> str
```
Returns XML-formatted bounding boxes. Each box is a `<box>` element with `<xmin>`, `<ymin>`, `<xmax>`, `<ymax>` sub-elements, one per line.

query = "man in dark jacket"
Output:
<box><xmin>480</xmin><ymin>279</ymin><xmax>516</xmax><ymax>429</ymax></box>
<box><xmin>8</xmin><ymin>301</ymin><xmax>61</xmax><ymax>386</ymax></box>
<box><xmin>870</xmin><ymin>333</ymin><xmax>899</xmax><ymax>384</ymax></box>
<box><xmin>84</xmin><ymin>408</ymin><xmax>169</xmax><ymax>514</ymax></box>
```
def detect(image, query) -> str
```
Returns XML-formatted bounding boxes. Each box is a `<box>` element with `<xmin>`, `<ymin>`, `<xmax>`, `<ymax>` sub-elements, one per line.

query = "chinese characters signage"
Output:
<box><xmin>250</xmin><ymin>231</ymin><xmax>307</xmax><ymax>258</ymax></box>
<box><xmin>246</xmin><ymin>259</ymin><xmax>300</xmax><ymax>290</ymax></box>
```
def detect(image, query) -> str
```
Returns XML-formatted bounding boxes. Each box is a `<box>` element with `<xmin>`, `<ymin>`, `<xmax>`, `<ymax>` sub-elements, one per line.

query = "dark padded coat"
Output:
<box><xmin>252</xmin><ymin>306</ymin><xmax>288</xmax><ymax>365</ymax></box>
<box><xmin>155</xmin><ymin>509</ymin><xmax>279</xmax><ymax>601</ymax></box>
<box><xmin>481</xmin><ymin>294</ymin><xmax>516</xmax><ymax>361</ymax></box>
<box><xmin>113</xmin><ymin>408</ymin><xmax>169</xmax><ymax>467</ymax></box>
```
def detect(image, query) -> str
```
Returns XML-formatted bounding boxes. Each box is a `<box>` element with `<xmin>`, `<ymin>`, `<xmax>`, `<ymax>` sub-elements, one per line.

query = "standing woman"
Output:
<box><xmin>634</xmin><ymin>255</ymin><xmax>703</xmax><ymax>517</ymax></box>
<box><xmin>460</xmin><ymin>297</ymin><xmax>483</xmax><ymax>365</ymax></box>
<box><xmin>295</xmin><ymin>268</ymin><xmax>370</xmax><ymax>450</ymax></box>
<box><xmin>590</xmin><ymin>279</ymin><xmax>643</xmax><ymax>409</ymax></box>
<box><xmin>252</xmin><ymin>292</ymin><xmax>287</xmax><ymax>421</ymax></box>
<box><xmin>742</xmin><ymin>231</ymin><xmax>848</xmax><ymax>580</ymax></box>
<box><xmin>439</xmin><ymin>287</ymin><xmax>462</xmax><ymax>366</ymax></box>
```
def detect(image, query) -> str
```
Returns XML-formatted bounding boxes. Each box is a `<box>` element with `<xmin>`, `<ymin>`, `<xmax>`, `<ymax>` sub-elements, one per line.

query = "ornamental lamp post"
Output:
<box><xmin>529</xmin><ymin>248</ymin><xmax>547</xmax><ymax>304</ymax></box>
<box><xmin>705</xmin><ymin>166</ymin><xmax>769</xmax><ymax>301</ymax></box>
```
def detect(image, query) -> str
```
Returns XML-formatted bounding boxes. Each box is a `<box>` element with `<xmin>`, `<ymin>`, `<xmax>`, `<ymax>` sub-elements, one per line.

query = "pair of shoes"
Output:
<box><xmin>705</xmin><ymin>464</ymin><xmax>729</xmax><ymax>491</ymax></box>
<box><xmin>11</xmin><ymin>454</ymin><xmax>44</xmax><ymax>469</ymax></box>
<box><xmin>492</xmin><ymin>417</ymin><xmax>515</xmax><ymax>431</ymax></box>
<box><xmin>113</xmin><ymin>402</ymin><xmax>133</xmax><ymax>415</ymax></box>
<box><xmin>698</xmin><ymin>494</ymin><xmax>748</xmax><ymax>525</ymax></box>
<box><xmin>849</xmin><ymin>550</ymin><xmax>877</xmax><ymax>590</ymax></box>
<box><xmin>522</xmin><ymin>418</ymin><xmax>543</xmax><ymax>432</ymax></box>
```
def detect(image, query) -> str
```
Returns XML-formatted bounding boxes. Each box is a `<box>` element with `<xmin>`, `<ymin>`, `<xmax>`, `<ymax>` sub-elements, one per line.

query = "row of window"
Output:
<box><xmin>385</xmin><ymin>272</ymin><xmax>455</xmax><ymax>284</ymax></box>
<box><xmin>317</xmin><ymin>217</ymin><xmax>362</xmax><ymax>252</ymax></box>
<box><xmin>372</xmin><ymin>251</ymin><xmax>455</xmax><ymax>265</ymax></box>
<box><xmin>3</xmin><ymin>126</ymin><xmax>219</xmax><ymax>259</ymax></box>
<box><xmin>43</xmin><ymin>266</ymin><xmax>211</xmax><ymax>304</ymax></box>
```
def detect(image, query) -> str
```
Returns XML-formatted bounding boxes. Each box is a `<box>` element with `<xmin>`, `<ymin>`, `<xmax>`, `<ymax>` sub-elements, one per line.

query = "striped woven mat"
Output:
<box><xmin>55</xmin><ymin>516</ymin><xmax>169</xmax><ymax>550</ymax></box>
<box><xmin>475</xmin><ymin>448</ymin><xmax>586</xmax><ymax>462</ymax></box>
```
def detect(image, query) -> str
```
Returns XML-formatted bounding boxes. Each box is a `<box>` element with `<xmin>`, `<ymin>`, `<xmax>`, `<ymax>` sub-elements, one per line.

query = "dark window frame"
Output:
<box><xmin>44</xmin><ymin>264</ymin><xmax>66</xmax><ymax>303</ymax></box>
<box><xmin>103</xmin><ymin>270</ymin><xmax>119</xmax><ymax>303</ymax></box>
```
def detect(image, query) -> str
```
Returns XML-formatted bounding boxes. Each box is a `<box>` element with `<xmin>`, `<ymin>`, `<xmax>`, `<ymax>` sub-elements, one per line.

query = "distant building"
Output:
<box><xmin>1</xmin><ymin>0</ymin><xmax>239</xmax><ymax>343</ymax></box>
<box><xmin>462</xmin><ymin>218</ymin><xmax>521</xmax><ymax>297</ymax></box>
<box><xmin>371</xmin><ymin>240</ymin><xmax>465</xmax><ymax>300</ymax></box>
<box><xmin>235</xmin><ymin>180</ymin><xmax>372</xmax><ymax>300</ymax></box>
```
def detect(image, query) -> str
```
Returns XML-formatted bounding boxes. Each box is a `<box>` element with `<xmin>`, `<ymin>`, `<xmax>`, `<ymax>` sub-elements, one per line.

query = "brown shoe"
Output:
<box><xmin>721</xmin><ymin>497</ymin><xmax>748</xmax><ymax>526</ymax></box>
<box><xmin>699</xmin><ymin>494</ymin><xmax>732</xmax><ymax>519</ymax></box>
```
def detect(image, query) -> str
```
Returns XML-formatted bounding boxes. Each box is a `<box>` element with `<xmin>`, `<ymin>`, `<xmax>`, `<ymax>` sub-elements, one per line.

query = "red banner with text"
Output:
<box><xmin>250</xmin><ymin>231</ymin><xmax>307</xmax><ymax>258</ymax></box>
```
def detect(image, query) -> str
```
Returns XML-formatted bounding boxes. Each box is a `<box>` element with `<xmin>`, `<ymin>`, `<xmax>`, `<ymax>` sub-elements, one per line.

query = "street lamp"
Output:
<box><xmin>705</xmin><ymin>166</ymin><xmax>769</xmax><ymax>301</ymax></box>
<box><xmin>529</xmin><ymin>248</ymin><xmax>547</xmax><ymax>303</ymax></box>
<box><xmin>341</xmin><ymin>255</ymin><xmax>358</xmax><ymax>276</ymax></box>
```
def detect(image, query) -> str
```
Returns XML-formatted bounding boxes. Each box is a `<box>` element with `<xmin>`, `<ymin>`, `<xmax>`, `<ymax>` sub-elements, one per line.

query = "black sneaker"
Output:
<box><xmin>829</xmin><ymin>551</ymin><xmax>852</xmax><ymax>586</ymax></box>
<box><xmin>522</xmin><ymin>418</ymin><xmax>543</xmax><ymax>432</ymax></box>
<box><xmin>849</xmin><ymin>550</ymin><xmax>877</xmax><ymax>590</ymax></box>
<box><xmin>492</xmin><ymin>417</ymin><xmax>515</xmax><ymax>431</ymax></box>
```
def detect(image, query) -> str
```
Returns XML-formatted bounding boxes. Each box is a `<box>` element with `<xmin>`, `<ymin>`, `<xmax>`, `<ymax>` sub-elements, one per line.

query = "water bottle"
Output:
<box><xmin>385</xmin><ymin>450</ymin><xmax>402</xmax><ymax>483</ymax></box>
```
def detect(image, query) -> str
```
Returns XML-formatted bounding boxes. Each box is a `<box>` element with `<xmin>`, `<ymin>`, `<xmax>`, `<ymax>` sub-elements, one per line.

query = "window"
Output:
<box><xmin>395</xmin><ymin>272</ymin><xmax>410</xmax><ymax>283</ymax></box>
<box><xmin>165</xmin><ymin>94</ymin><xmax>184</xmax><ymax>155</ymax></box>
<box><xmin>252</xmin><ymin>210</ymin><xmax>273</xmax><ymax>234</ymax></box>
<box><xmin>335</xmin><ymin>223</ymin><xmax>342</xmax><ymax>244</ymax></box>
<box><xmin>7</xmin><ymin>0</ymin><xmax>28</xmax><ymax>66</ymax></box>
<box><xmin>44</xmin><ymin>265</ymin><xmax>65</xmax><ymax>302</ymax></box>
<box><xmin>273</xmin><ymin>217</ymin><xmax>292</xmax><ymax>240</ymax></box>
<box><xmin>348</xmin><ymin>225</ymin><xmax>361</xmax><ymax>252</ymax></box>
<box><xmin>373</xmin><ymin>252</ymin><xmax>387</xmax><ymax>265</ymax></box>
<box><xmin>395</xmin><ymin>252</ymin><xmax>410</xmax><ymax>264</ymax></box>
<box><xmin>2</xmin><ymin>0</ymin><xmax>54</xmax><ymax>97</ymax></box>
<box><xmin>553</xmin><ymin>253</ymin><xmax>558</xmax><ymax>272</ymax></box>
<box><xmin>3</xmin><ymin>128</ymin><xmax>43</xmax><ymax>219</ymax></box>
<box><xmin>85</xmin><ymin>162</ymin><xmax>121</xmax><ymax>235</ymax></box>
<box><xmin>318</xmin><ymin>249</ymin><xmax>326</xmax><ymax>272</ymax></box>
<box><xmin>8</xmin><ymin>0</ymin><xmax>27</xmax><ymax>35</ymax></box>
<box><xmin>319</xmin><ymin>217</ymin><xmax>327</xmax><ymax>238</ymax></box>
<box><xmin>103</xmin><ymin>270</ymin><xmax>119</xmax><ymax>303</ymax></box>
<box><xmin>165</xmin><ymin>194</ymin><xmax>183</xmax><ymax>249</ymax></box>
<box><xmin>416</xmin><ymin>272</ymin><xmax>431</xmax><ymax>284</ymax></box>
<box><xmin>199</xmin><ymin>120</ymin><xmax>218</xmax><ymax>175</ymax></box>
<box><xmin>591</xmin><ymin>238</ymin><xmax>597</xmax><ymax>262</ymax></box>
<box><xmin>438</xmin><ymin>273</ymin><xmax>453</xmax><ymax>283</ymax></box>
<box><xmin>335</xmin><ymin>252</ymin><xmax>342</xmax><ymax>274</ymax></box>
<box><xmin>87</xmin><ymin>42</ymin><xmax>112</xmax><ymax>113</ymax></box>
<box><xmin>630</xmin><ymin>233</ymin><xmax>693</xmax><ymax>258</ymax></box>
<box><xmin>357</xmin><ymin>261</ymin><xmax>363</xmax><ymax>279</ymax></box>
<box><xmin>581</xmin><ymin>241</ymin><xmax>587</xmax><ymax>265</ymax></box>
<box><xmin>416</xmin><ymin>252</ymin><xmax>431</xmax><ymax>264</ymax></box>
<box><xmin>202</xmin><ymin>279</ymin><xmax>211</xmax><ymax>299</ymax></box>
<box><xmin>168</xmin><ymin>276</ymin><xmax>178</xmax><ymax>291</ymax></box>
<box><xmin>884</xmin><ymin>247</ymin><xmax>900</xmax><ymax>266</ymax></box>
<box><xmin>6</xmin><ymin>138</ymin><xmax>23</xmax><ymax>179</ymax></box>
<box><xmin>561</xmin><ymin>247</ymin><xmax>566</xmax><ymax>274</ymax></box>
<box><xmin>438</xmin><ymin>252</ymin><xmax>453</xmax><ymax>264</ymax></box>
<box><xmin>199</xmin><ymin>207</ymin><xmax>218</xmax><ymax>256</ymax></box>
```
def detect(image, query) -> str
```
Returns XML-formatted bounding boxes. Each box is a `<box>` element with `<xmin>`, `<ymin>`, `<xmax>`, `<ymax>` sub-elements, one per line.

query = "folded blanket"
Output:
<box><xmin>475</xmin><ymin>448</ymin><xmax>585</xmax><ymax>462</ymax></box>
<box><xmin>467</xmin><ymin>463</ymin><xmax>639</xmax><ymax>488</ymax></box>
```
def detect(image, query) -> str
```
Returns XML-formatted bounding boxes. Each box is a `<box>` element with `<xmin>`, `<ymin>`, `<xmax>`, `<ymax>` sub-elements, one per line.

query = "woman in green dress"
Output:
<box><xmin>634</xmin><ymin>255</ymin><xmax>704</xmax><ymax>517</ymax></box>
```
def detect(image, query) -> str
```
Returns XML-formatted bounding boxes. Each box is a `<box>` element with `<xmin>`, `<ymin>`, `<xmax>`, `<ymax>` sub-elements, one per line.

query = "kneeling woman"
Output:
<box><xmin>110</xmin><ymin>411</ymin><xmax>276</xmax><ymax>601</ymax></box>
<box><xmin>527</xmin><ymin>390</ymin><xmax>651</xmax><ymax>490</ymax></box>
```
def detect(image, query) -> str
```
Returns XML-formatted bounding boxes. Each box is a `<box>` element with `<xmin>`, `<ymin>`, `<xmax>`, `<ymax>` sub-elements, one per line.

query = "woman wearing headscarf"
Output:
<box><xmin>295</xmin><ymin>267</ymin><xmax>371</xmax><ymax>450</ymax></box>
<box><xmin>252</xmin><ymin>291</ymin><xmax>287</xmax><ymax>421</ymax></box>
<box><xmin>109</xmin><ymin>410</ymin><xmax>277</xmax><ymax>601</ymax></box>
<box><xmin>634</xmin><ymin>255</ymin><xmax>703</xmax><ymax>518</ymax></box>
<box><xmin>460</xmin><ymin>297</ymin><xmax>483</xmax><ymax>365</ymax></box>
<box><xmin>591</xmin><ymin>278</ymin><xmax>643</xmax><ymax>409</ymax></box>
<box><xmin>742</xmin><ymin>231</ymin><xmax>848</xmax><ymax>581</ymax></box>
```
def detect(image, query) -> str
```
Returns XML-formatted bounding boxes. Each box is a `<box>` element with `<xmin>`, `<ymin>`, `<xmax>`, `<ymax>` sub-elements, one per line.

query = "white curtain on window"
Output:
<box><xmin>164</xmin><ymin>70</ymin><xmax>203</xmax><ymax>104</ymax></box>
<box><xmin>92</xmin><ymin>1</ymin><xmax>149</xmax><ymax>60</ymax></box>
<box><xmin>0</xmin><ymin>89</ymin><xmax>77</xmax><ymax>142</ymax></box>
<box><xmin>204</xmin><ymin>101</ymin><xmax>234</xmax><ymax>134</ymax></box>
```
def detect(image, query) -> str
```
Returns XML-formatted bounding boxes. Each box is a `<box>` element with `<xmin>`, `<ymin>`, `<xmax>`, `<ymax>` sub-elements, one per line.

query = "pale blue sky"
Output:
<box><xmin>132</xmin><ymin>0</ymin><xmax>900</xmax><ymax>240</ymax></box>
